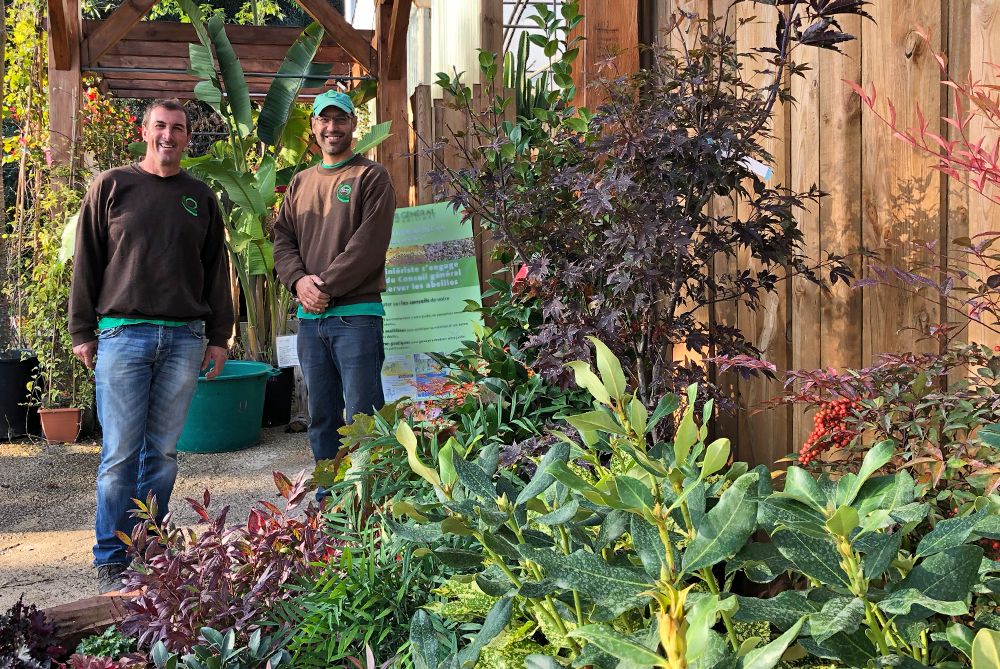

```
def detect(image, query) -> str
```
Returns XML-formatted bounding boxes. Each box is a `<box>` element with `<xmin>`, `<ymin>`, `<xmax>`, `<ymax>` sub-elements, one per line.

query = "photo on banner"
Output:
<box><xmin>382</xmin><ymin>203</ymin><xmax>482</xmax><ymax>401</ymax></box>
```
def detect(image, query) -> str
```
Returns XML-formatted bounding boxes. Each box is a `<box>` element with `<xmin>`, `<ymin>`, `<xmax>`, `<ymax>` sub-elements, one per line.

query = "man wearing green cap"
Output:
<box><xmin>273</xmin><ymin>91</ymin><xmax>396</xmax><ymax>488</ymax></box>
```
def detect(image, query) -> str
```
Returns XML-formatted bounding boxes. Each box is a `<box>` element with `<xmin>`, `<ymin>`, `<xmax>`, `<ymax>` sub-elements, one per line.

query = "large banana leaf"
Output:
<box><xmin>303</xmin><ymin>62</ymin><xmax>334</xmax><ymax>88</ymax></box>
<box><xmin>231</xmin><ymin>210</ymin><xmax>273</xmax><ymax>276</ymax></box>
<box><xmin>194</xmin><ymin>80</ymin><xmax>224</xmax><ymax>117</ymax></box>
<box><xmin>176</xmin><ymin>0</ymin><xmax>211</xmax><ymax>48</ymax></box>
<box><xmin>354</xmin><ymin>121</ymin><xmax>392</xmax><ymax>156</ymax></box>
<box><xmin>187</xmin><ymin>43</ymin><xmax>215</xmax><ymax>81</ymax></box>
<box><xmin>196</xmin><ymin>159</ymin><xmax>267</xmax><ymax>215</ymax></box>
<box><xmin>258</xmin><ymin>22</ymin><xmax>326</xmax><ymax>146</ymax></box>
<box><xmin>207</xmin><ymin>15</ymin><xmax>253</xmax><ymax>136</ymax></box>
<box><xmin>255</xmin><ymin>154</ymin><xmax>277</xmax><ymax>207</ymax></box>
<box><xmin>276</xmin><ymin>107</ymin><xmax>313</xmax><ymax>169</ymax></box>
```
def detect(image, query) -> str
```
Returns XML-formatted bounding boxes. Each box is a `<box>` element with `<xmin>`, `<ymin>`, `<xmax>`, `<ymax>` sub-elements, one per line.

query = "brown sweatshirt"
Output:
<box><xmin>69</xmin><ymin>164</ymin><xmax>235</xmax><ymax>348</ymax></box>
<box><xmin>272</xmin><ymin>155</ymin><xmax>396</xmax><ymax>303</ymax></box>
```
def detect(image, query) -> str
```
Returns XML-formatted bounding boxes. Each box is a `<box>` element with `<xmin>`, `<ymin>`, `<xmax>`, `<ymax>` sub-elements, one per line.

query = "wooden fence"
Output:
<box><xmin>404</xmin><ymin>0</ymin><xmax>999</xmax><ymax>468</ymax></box>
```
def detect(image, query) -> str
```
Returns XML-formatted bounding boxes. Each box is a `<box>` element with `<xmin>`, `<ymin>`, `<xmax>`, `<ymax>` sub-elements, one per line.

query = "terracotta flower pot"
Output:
<box><xmin>38</xmin><ymin>407</ymin><xmax>83</xmax><ymax>444</ymax></box>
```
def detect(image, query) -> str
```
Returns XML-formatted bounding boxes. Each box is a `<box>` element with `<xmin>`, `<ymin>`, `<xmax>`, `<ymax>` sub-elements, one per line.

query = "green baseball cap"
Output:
<box><xmin>312</xmin><ymin>90</ymin><xmax>355</xmax><ymax>117</ymax></box>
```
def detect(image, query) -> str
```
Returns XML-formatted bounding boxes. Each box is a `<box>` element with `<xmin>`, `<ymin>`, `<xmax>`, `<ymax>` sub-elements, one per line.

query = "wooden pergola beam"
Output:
<box><xmin>386</xmin><ymin>0</ymin><xmax>411</xmax><ymax>80</ymax></box>
<box><xmin>295</xmin><ymin>0</ymin><xmax>378</xmax><ymax>76</ymax></box>
<box><xmin>81</xmin><ymin>0</ymin><xmax>160</xmax><ymax>65</ymax></box>
<box><xmin>47</xmin><ymin>0</ymin><xmax>72</xmax><ymax>69</ymax></box>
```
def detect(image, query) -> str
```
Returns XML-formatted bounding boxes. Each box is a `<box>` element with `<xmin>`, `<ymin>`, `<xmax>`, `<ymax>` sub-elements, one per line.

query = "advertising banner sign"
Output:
<box><xmin>381</xmin><ymin>203</ymin><xmax>482</xmax><ymax>401</ymax></box>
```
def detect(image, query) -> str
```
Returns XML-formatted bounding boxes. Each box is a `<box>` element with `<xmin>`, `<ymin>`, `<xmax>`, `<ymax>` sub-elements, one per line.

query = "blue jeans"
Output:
<box><xmin>93</xmin><ymin>323</ymin><xmax>206</xmax><ymax>567</ymax></box>
<box><xmin>297</xmin><ymin>316</ymin><xmax>385</xmax><ymax>464</ymax></box>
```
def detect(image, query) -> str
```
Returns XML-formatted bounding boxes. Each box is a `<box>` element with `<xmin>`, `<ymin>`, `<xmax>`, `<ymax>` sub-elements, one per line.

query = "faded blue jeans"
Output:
<box><xmin>297</xmin><ymin>316</ymin><xmax>385</xmax><ymax>467</ymax></box>
<box><xmin>93</xmin><ymin>322</ymin><xmax>205</xmax><ymax>567</ymax></box>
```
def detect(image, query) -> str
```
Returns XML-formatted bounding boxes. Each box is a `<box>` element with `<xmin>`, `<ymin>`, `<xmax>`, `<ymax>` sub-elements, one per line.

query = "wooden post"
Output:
<box><xmin>817</xmin><ymin>13</ymin><xmax>864</xmax><ymax>376</ymax></box>
<box><xmin>411</xmin><ymin>84</ymin><xmax>433</xmax><ymax>205</ymax></box>
<box><xmin>570</xmin><ymin>0</ymin><xmax>640</xmax><ymax>109</ymax></box>
<box><xmin>789</xmin><ymin>43</ymin><xmax>821</xmax><ymax>453</ymax></box>
<box><xmin>476</xmin><ymin>0</ymin><xmax>505</xmax><ymax>293</ymax></box>
<box><xmin>48</xmin><ymin>0</ymin><xmax>82</xmax><ymax>165</ymax></box>
<box><xmin>731</xmin><ymin>4</ymin><xmax>791</xmax><ymax>468</ymax></box>
<box><xmin>375</xmin><ymin>0</ymin><xmax>411</xmax><ymax>205</ymax></box>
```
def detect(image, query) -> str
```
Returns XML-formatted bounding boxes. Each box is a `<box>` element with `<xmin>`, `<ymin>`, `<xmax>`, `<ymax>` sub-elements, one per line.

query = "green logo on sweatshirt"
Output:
<box><xmin>181</xmin><ymin>196</ymin><xmax>198</xmax><ymax>216</ymax></box>
<box><xmin>336</xmin><ymin>183</ymin><xmax>352</xmax><ymax>203</ymax></box>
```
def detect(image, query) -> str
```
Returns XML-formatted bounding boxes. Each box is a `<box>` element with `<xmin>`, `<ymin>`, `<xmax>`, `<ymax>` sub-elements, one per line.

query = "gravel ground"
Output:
<box><xmin>0</xmin><ymin>427</ymin><xmax>314</xmax><ymax>611</ymax></box>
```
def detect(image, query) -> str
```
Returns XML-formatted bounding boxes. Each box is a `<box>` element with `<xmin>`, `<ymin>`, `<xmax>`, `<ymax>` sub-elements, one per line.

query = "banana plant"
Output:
<box><xmin>389</xmin><ymin>338</ymin><xmax>798</xmax><ymax>668</ymax></box>
<box><xmin>174</xmin><ymin>0</ymin><xmax>391</xmax><ymax>363</ymax></box>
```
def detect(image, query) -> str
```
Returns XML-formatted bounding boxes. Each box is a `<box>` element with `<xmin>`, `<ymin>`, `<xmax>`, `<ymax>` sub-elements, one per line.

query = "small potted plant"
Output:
<box><xmin>23</xmin><ymin>196</ymin><xmax>93</xmax><ymax>443</ymax></box>
<box><xmin>30</xmin><ymin>304</ymin><xmax>91</xmax><ymax>443</ymax></box>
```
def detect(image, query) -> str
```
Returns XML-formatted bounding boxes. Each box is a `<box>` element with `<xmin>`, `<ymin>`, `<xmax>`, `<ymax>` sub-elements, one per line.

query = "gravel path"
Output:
<box><xmin>0</xmin><ymin>427</ymin><xmax>314</xmax><ymax>611</ymax></box>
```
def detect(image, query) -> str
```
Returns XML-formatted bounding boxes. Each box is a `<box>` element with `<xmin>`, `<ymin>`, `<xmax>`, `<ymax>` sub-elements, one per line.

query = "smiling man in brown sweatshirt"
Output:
<box><xmin>273</xmin><ymin>91</ymin><xmax>396</xmax><ymax>495</ymax></box>
<box><xmin>69</xmin><ymin>99</ymin><xmax>234</xmax><ymax>594</ymax></box>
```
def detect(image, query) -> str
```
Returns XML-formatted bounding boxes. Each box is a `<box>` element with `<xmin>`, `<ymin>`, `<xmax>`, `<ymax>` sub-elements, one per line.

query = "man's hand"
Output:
<box><xmin>202</xmin><ymin>345</ymin><xmax>228</xmax><ymax>380</ymax></box>
<box><xmin>295</xmin><ymin>274</ymin><xmax>331</xmax><ymax>314</ymax></box>
<box><xmin>73</xmin><ymin>341</ymin><xmax>98</xmax><ymax>369</ymax></box>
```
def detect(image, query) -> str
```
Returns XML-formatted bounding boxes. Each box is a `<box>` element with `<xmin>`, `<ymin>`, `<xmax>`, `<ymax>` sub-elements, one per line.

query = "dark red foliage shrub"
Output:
<box><xmin>0</xmin><ymin>596</ymin><xmax>65</xmax><ymax>668</ymax></box>
<box><xmin>118</xmin><ymin>471</ymin><xmax>331</xmax><ymax>655</ymax></box>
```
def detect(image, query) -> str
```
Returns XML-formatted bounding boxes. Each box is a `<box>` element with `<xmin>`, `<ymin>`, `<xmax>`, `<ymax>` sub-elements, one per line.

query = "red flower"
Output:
<box><xmin>274</xmin><ymin>185</ymin><xmax>287</xmax><ymax>193</ymax></box>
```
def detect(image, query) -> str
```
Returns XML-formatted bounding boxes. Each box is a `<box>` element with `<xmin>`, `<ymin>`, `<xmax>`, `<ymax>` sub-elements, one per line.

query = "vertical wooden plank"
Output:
<box><xmin>477</xmin><ymin>0</ymin><xmax>505</xmax><ymax>291</ymax></box>
<box><xmin>861</xmin><ymin>1</ymin><xmax>944</xmax><ymax>363</ymax></box>
<box><xmin>376</xmin><ymin>1</ymin><xmax>412</xmax><ymax>205</ymax></box>
<box><xmin>731</xmin><ymin>4</ymin><xmax>791</xmax><ymax>467</ymax></box>
<box><xmin>571</xmin><ymin>0</ymin><xmax>640</xmax><ymax>109</ymax></box>
<box><xmin>708</xmin><ymin>0</ymin><xmax>739</xmax><ymax>446</ymax></box>
<box><xmin>790</xmin><ymin>47</ymin><xmax>822</xmax><ymax>455</ymax></box>
<box><xmin>968</xmin><ymin>1</ymin><xmax>1000</xmax><ymax>350</ymax></box>
<box><xmin>411</xmin><ymin>84</ymin><xmax>434</xmax><ymax>205</ymax></box>
<box><xmin>48</xmin><ymin>0</ymin><xmax>81</xmax><ymax>165</ymax></box>
<box><xmin>818</xmin><ymin>14</ymin><xmax>864</xmax><ymax>374</ymax></box>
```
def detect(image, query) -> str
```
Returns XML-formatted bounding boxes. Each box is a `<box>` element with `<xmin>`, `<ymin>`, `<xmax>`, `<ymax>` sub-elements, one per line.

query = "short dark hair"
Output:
<box><xmin>142</xmin><ymin>99</ymin><xmax>192</xmax><ymax>133</ymax></box>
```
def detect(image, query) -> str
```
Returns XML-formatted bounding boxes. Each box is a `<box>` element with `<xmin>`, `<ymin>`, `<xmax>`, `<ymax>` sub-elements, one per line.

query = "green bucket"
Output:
<box><xmin>177</xmin><ymin>361</ymin><xmax>277</xmax><ymax>453</ymax></box>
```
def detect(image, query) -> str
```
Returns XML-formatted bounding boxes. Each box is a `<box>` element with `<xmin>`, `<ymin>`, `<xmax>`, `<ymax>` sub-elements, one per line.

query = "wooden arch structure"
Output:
<box><xmin>46</xmin><ymin>0</ymin><xmax>413</xmax><ymax>196</ymax></box>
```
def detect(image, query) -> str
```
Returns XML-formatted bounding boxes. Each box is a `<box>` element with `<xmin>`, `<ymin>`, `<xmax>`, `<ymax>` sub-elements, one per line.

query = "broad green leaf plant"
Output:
<box><xmin>737</xmin><ymin>443</ymin><xmax>1000</xmax><ymax>667</ymax></box>
<box><xmin>390</xmin><ymin>338</ymin><xmax>796</xmax><ymax>668</ymax></box>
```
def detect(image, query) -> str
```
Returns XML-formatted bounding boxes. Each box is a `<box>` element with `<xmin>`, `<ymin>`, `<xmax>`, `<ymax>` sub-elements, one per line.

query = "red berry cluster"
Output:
<box><xmin>799</xmin><ymin>398</ymin><xmax>859</xmax><ymax>464</ymax></box>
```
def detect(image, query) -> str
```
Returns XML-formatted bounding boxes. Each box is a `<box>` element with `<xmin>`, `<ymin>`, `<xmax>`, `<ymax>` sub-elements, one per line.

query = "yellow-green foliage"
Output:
<box><xmin>424</xmin><ymin>577</ymin><xmax>498</xmax><ymax>622</ymax></box>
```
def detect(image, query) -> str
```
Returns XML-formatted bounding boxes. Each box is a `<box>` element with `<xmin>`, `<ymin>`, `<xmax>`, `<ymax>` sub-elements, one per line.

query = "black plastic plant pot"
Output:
<box><xmin>0</xmin><ymin>350</ymin><xmax>40</xmax><ymax>439</ymax></box>
<box><xmin>262</xmin><ymin>366</ymin><xmax>295</xmax><ymax>428</ymax></box>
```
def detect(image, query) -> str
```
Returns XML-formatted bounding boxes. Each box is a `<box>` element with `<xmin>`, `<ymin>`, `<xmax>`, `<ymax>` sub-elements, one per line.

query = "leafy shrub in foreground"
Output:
<box><xmin>741</xmin><ymin>442</ymin><xmax>1000</xmax><ymax>666</ymax></box>
<box><xmin>385</xmin><ymin>336</ymin><xmax>1000</xmax><ymax>667</ymax></box>
<box><xmin>391</xmin><ymin>337</ymin><xmax>792</xmax><ymax>666</ymax></box>
<box><xmin>118</xmin><ymin>472</ymin><xmax>329</xmax><ymax>654</ymax></box>
<box><xmin>60</xmin><ymin>654</ymin><xmax>145</xmax><ymax>669</ymax></box>
<box><xmin>270</xmin><ymin>511</ymin><xmax>440</xmax><ymax>667</ymax></box>
<box><xmin>150</xmin><ymin>628</ymin><xmax>289</xmax><ymax>669</ymax></box>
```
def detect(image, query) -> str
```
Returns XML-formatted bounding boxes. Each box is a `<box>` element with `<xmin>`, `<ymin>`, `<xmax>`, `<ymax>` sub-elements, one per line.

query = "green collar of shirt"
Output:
<box><xmin>98</xmin><ymin>317</ymin><xmax>188</xmax><ymax>329</ymax></box>
<box><xmin>321</xmin><ymin>153</ymin><xmax>356</xmax><ymax>169</ymax></box>
<box><xmin>297</xmin><ymin>302</ymin><xmax>385</xmax><ymax>320</ymax></box>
